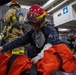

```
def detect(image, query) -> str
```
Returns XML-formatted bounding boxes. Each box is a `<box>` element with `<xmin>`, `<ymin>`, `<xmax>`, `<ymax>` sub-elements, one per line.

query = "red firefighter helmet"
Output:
<box><xmin>27</xmin><ymin>4</ymin><xmax>46</xmax><ymax>23</ymax></box>
<box><xmin>10</xmin><ymin>1</ymin><xmax>20</xmax><ymax>8</ymax></box>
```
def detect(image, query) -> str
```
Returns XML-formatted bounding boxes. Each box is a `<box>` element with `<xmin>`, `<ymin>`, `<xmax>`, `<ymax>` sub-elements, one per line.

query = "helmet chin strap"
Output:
<box><xmin>38</xmin><ymin>16</ymin><xmax>45</xmax><ymax>28</ymax></box>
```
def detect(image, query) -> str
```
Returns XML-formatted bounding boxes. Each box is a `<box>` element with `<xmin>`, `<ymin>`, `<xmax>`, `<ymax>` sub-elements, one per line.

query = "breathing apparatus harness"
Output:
<box><xmin>11</xmin><ymin>7</ymin><xmax>25</xmax><ymax>29</ymax></box>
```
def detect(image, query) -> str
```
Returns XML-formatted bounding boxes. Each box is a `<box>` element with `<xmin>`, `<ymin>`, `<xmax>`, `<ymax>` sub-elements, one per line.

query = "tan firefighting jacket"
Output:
<box><xmin>2</xmin><ymin>8</ymin><xmax>25</xmax><ymax>54</ymax></box>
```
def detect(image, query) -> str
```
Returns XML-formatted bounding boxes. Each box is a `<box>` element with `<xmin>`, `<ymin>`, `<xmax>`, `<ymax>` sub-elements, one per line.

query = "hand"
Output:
<box><xmin>0</xmin><ymin>47</ymin><xmax>3</xmax><ymax>51</ymax></box>
<box><xmin>31</xmin><ymin>56</ymin><xmax>41</xmax><ymax>63</ymax></box>
<box><xmin>31</xmin><ymin>43</ymin><xmax>52</xmax><ymax>63</ymax></box>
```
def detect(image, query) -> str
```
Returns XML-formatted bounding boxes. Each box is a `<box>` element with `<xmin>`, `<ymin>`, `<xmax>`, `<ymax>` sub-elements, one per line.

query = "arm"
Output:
<box><xmin>46</xmin><ymin>25</ymin><xmax>58</xmax><ymax>45</ymax></box>
<box><xmin>0</xmin><ymin>30</ymin><xmax>32</xmax><ymax>52</ymax></box>
<box><xmin>31</xmin><ymin>43</ymin><xmax>52</xmax><ymax>62</ymax></box>
<box><xmin>0</xmin><ymin>26</ymin><xmax>6</xmax><ymax>40</ymax></box>
<box><xmin>31</xmin><ymin>25</ymin><xmax>58</xmax><ymax>63</ymax></box>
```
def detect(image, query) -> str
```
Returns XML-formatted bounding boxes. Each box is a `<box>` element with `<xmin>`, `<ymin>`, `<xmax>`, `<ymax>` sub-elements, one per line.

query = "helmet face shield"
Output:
<box><xmin>28</xmin><ymin>16</ymin><xmax>45</xmax><ymax>30</ymax></box>
<box><xmin>27</xmin><ymin>11</ymin><xmax>46</xmax><ymax>23</ymax></box>
<box><xmin>27</xmin><ymin>11</ymin><xmax>40</xmax><ymax>23</ymax></box>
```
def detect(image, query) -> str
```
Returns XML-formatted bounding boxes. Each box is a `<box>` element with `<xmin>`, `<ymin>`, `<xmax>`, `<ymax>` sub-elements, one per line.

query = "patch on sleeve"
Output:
<box><xmin>48</xmin><ymin>34</ymin><xmax>53</xmax><ymax>38</ymax></box>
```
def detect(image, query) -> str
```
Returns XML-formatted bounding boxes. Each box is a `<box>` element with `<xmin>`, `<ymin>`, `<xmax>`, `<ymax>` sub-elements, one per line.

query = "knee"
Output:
<box><xmin>26</xmin><ymin>46</ymin><xmax>37</xmax><ymax>58</ymax></box>
<box><xmin>57</xmin><ymin>40</ymin><xmax>70</xmax><ymax>48</ymax></box>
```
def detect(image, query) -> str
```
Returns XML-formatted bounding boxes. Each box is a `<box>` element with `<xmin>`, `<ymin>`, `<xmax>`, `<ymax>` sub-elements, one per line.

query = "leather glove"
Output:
<box><xmin>0</xmin><ymin>47</ymin><xmax>3</xmax><ymax>51</ymax></box>
<box><xmin>31</xmin><ymin>55</ymin><xmax>41</xmax><ymax>63</ymax></box>
<box><xmin>0</xmin><ymin>47</ymin><xmax>4</xmax><ymax>53</ymax></box>
<box><xmin>31</xmin><ymin>43</ymin><xmax>52</xmax><ymax>63</ymax></box>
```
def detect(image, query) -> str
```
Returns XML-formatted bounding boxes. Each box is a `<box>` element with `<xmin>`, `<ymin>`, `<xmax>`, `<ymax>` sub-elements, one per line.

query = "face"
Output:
<box><xmin>30</xmin><ymin>22</ymin><xmax>40</xmax><ymax>30</ymax></box>
<box><xmin>28</xmin><ymin>17</ymin><xmax>45</xmax><ymax>30</ymax></box>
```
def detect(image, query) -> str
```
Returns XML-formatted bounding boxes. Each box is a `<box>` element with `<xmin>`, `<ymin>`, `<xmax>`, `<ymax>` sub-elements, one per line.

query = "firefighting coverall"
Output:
<box><xmin>1</xmin><ymin>20</ymin><xmax>69</xmax><ymax>57</ymax></box>
<box><xmin>2</xmin><ymin>8</ymin><xmax>25</xmax><ymax>54</ymax></box>
<box><xmin>1</xmin><ymin>20</ymin><xmax>58</xmax><ymax>56</ymax></box>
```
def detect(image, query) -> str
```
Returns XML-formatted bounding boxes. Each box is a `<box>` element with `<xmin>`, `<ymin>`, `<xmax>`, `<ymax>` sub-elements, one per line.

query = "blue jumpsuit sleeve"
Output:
<box><xmin>46</xmin><ymin>25</ymin><xmax>58</xmax><ymax>45</ymax></box>
<box><xmin>1</xmin><ymin>30</ymin><xmax>33</xmax><ymax>52</ymax></box>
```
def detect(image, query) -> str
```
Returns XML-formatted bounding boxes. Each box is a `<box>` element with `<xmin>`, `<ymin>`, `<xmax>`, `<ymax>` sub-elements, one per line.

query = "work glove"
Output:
<box><xmin>0</xmin><ymin>47</ymin><xmax>3</xmax><ymax>51</ymax></box>
<box><xmin>31</xmin><ymin>43</ymin><xmax>52</xmax><ymax>63</ymax></box>
<box><xmin>0</xmin><ymin>47</ymin><xmax>4</xmax><ymax>53</ymax></box>
<box><xmin>31</xmin><ymin>55</ymin><xmax>41</xmax><ymax>63</ymax></box>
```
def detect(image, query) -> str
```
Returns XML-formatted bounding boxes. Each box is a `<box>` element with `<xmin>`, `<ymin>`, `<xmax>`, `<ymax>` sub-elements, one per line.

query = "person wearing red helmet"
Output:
<box><xmin>27</xmin><ymin>4</ymin><xmax>47</xmax><ymax>30</ymax></box>
<box><xmin>1</xmin><ymin>1</ymin><xmax>25</xmax><ymax>54</ymax></box>
<box><xmin>0</xmin><ymin>4</ymin><xmax>59</xmax><ymax>62</ymax></box>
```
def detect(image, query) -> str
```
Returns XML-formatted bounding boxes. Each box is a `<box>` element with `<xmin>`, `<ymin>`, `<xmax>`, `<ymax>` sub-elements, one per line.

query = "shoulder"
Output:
<box><xmin>8</xmin><ymin>8</ymin><xmax>16</xmax><ymax>12</ymax></box>
<box><xmin>41</xmin><ymin>24</ymin><xmax>57</xmax><ymax>36</ymax></box>
<box><xmin>6</xmin><ymin>9</ymin><xmax>16</xmax><ymax>15</ymax></box>
<box><xmin>43</xmin><ymin>24</ymin><xmax>55</xmax><ymax>31</ymax></box>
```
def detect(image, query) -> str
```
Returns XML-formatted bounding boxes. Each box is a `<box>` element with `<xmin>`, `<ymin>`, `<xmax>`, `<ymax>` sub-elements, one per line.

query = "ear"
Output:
<box><xmin>0</xmin><ymin>0</ymin><xmax>11</xmax><ymax>6</ymax></box>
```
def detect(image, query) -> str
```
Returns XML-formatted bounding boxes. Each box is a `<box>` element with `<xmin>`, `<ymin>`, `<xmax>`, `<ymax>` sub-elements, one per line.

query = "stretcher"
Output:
<box><xmin>51</xmin><ymin>70</ymin><xmax>76</xmax><ymax>75</ymax></box>
<box><xmin>0</xmin><ymin>44</ymin><xmax>76</xmax><ymax>75</ymax></box>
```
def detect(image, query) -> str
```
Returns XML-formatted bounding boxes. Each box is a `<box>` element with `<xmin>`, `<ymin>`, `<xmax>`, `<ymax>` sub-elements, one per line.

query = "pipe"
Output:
<box><xmin>42</xmin><ymin>0</ymin><xmax>58</xmax><ymax>10</ymax></box>
<box><xmin>47</xmin><ymin>0</ymin><xmax>70</xmax><ymax>13</ymax></box>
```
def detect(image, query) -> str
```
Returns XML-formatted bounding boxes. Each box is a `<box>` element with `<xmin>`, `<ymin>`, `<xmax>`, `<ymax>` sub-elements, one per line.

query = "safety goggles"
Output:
<box><xmin>28</xmin><ymin>21</ymin><xmax>39</xmax><ymax>25</ymax></box>
<box><xmin>28</xmin><ymin>16</ymin><xmax>45</xmax><ymax>26</ymax></box>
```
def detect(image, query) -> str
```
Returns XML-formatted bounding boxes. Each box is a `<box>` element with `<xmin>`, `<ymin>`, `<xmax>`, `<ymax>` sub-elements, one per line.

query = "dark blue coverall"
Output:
<box><xmin>1</xmin><ymin>23</ymin><xmax>69</xmax><ymax>58</ymax></box>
